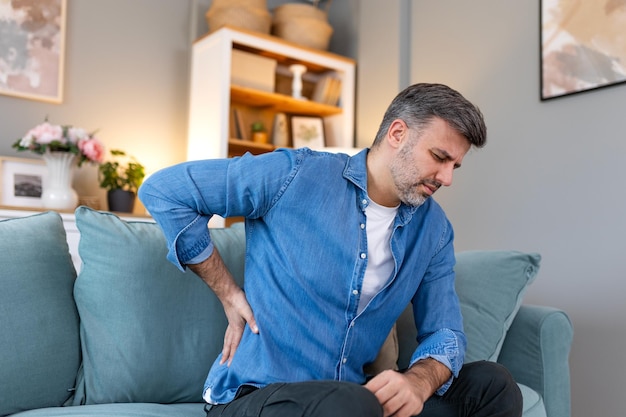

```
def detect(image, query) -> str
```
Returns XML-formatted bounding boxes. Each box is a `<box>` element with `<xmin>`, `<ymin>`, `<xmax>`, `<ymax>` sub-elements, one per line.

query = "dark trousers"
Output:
<box><xmin>205</xmin><ymin>361</ymin><xmax>522</xmax><ymax>417</ymax></box>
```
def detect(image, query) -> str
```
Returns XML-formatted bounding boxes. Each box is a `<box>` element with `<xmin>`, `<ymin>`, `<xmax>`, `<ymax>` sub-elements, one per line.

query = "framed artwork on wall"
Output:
<box><xmin>290</xmin><ymin>116</ymin><xmax>325</xmax><ymax>150</ymax></box>
<box><xmin>0</xmin><ymin>156</ymin><xmax>46</xmax><ymax>208</ymax></box>
<box><xmin>0</xmin><ymin>0</ymin><xmax>67</xmax><ymax>103</ymax></box>
<box><xmin>540</xmin><ymin>0</ymin><xmax>626</xmax><ymax>100</ymax></box>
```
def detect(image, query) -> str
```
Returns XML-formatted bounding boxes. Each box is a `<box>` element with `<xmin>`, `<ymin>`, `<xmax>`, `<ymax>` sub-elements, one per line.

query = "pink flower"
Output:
<box><xmin>26</xmin><ymin>122</ymin><xmax>63</xmax><ymax>145</ymax></box>
<box><xmin>78</xmin><ymin>136</ymin><xmax>106</xmax><ymax>163</ymax></box>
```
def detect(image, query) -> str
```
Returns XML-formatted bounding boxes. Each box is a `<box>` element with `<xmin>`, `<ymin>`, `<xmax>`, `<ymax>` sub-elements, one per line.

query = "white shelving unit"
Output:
<box><xmin>186</xmin><ymin>26</ymin><xmax>356</xmax><ymax>161</ymax></box>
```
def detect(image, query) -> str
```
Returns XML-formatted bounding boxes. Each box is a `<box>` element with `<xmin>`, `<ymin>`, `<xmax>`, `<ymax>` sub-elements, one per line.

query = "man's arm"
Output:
<box><xmin>364</xmin><ymin>358</ymin><xmax>451</xmax><ymax>417</ymax></box>
<box><xmin>188</xmin><ymin>247</ymin><xmax>258</xmax><ymax>365</ymax></box>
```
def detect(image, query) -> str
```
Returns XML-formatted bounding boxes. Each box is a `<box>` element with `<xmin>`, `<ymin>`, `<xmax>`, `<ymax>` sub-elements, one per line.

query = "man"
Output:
<box><xmin>139</xmin><ymin>83</ymin><xmax>522</xmax><ymax>417</ymax></box>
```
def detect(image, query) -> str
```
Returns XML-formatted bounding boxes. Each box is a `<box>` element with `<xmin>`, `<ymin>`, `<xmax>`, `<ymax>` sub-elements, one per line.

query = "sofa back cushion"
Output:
<box><xmin>397</xmin><ymin>250</ymin><xmax>541</xmax><ymax>367</ymax></box>
<box><xmin>72</xmin><ymin>207</ymin><xmax>245</xmax><ymax>405</ymax></box>
<box><xmin>0</xmin><ymin>212</ymin><xmax>80</xmax><ymax>416</ymax></box>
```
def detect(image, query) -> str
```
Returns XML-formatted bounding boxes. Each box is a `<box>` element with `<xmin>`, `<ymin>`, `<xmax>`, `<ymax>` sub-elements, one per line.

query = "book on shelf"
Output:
<box><xmin>233</xmin><ymin>108</ymin><xmax>249</xmax><ymax>141</ymax></box>
<box><xmin>312</xmin><ymin>74</ymin><xmax>342</xmax><ymax>106</ymax></box>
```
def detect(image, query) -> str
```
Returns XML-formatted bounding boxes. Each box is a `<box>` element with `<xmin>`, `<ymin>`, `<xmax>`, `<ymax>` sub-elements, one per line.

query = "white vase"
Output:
<box><xmin>41</xmin><ymin>152</ymin><xmax>79</xmax><ymax>210</ymax></box>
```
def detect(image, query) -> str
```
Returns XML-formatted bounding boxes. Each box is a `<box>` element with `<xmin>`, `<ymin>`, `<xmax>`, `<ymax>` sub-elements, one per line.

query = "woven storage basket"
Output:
<box><xmin>273</xmin><ymin>3</ymin><xmax>327</xmax><ymax>23</ymax></box>
<box><xmin>271</xmin><ymin>4</ymin><xmax>332</xmax><ymax>50</ymax></box>
<box><xmin>206</xmin><ymin>1</ymin><xmax>271</xmax><ymax>34</ymax></box>
<box><xmin>211</xmin><ymin>0</ymin><xmax>267</xmax><ymax>8</ymax></box>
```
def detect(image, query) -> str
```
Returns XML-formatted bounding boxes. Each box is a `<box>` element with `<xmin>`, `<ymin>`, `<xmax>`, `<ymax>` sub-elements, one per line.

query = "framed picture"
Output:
<box><xmin>0</xmin><ymin>156</ymin><xmax>46</xmax><ymax>208</ymax></box>
<box><xmin>0</xmin><ymin>0</ymin><xmax>67</xmax><ymax>103</ymax></box>
<box><xmin>541</xmin><ymin>0</ymin><xmax>626</xmax><ymax>100</ymax></box>
<box><xmin>290</xmin><ymin>116</ymin><xmax>325</xmax><ymax>150</ymax></box>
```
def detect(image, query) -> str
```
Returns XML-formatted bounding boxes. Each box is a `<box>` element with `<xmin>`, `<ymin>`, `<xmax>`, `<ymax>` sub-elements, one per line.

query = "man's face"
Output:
<box><xmin>389</xmin><ymin>118</ymin><xmax>470</xmax><ymax>207</ymax></box>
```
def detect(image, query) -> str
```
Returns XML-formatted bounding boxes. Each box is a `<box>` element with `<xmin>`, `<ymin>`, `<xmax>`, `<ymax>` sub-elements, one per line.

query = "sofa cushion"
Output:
<box><xmin>72</xmin><ymin>207</ymin><xmax>245</xmax><ymax>405</ymax></box>
<box><xmin>0</xmin><ymin>212</ymin><xmax>80</xmax><ymax>416</ymax></box>
<box><xmin>9</xmin><ymin>402</ymin><xmax>206</xmax><ymax>417</ymax></box>
<box><xmin>397</xmin><ymin>250</ymin><xmax>540</xmax><ymax>368</ymax></box>
<box><xmin>455</xmin><ymin>250</ymin><xmax>541</xmax><ymax>362</ymax></box>
<box><xmin>519</xmin><ymin>383</ymin><xmax>547</xmax><ymax>417</ymax></box>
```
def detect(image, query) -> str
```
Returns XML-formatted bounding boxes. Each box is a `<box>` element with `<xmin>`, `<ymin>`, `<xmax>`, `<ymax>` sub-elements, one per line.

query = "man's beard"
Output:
<box><xmin>389</xmin><ymin>148</ymin><xmax>440</xmax><ymax>208</ymax></box>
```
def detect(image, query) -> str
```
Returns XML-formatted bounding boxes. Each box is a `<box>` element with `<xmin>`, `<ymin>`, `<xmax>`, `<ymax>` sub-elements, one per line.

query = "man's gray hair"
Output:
<box><xmin>372</xmin><ymin>83</ymin><xmax>487</xmax><ymax>148</ymax></box>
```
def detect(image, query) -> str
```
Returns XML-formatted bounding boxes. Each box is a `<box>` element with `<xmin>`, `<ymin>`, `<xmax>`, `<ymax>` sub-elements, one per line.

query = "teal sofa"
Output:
<box><xmin>0</xmin><ymin>208</ymin><xmax>573</xmax><ymax>417</ymax></box>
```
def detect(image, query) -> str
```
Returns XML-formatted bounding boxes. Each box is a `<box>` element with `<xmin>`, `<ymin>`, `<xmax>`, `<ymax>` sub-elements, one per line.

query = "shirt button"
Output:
<box><xmin>352</xmin><ymin>289</ymin><xmax>359</xmax><ymax>295</ymax></box>
<box><xmin>360</xmin><ymin>253</ymin><xmax>367</xmax><ymax>259</ymax></box>
<box><xmin>342</xmin><ymin>358</ymin><xmax>347</xmax><ymax>364</ymax></box>
<box><xmin>362</xmin><ymin>199</ymin><xmax>368</xmax><ymax>205</ymax></box>
<box><xmin>360</xmin><ymin>223</ymin><xmax>365</xmax><ymax>229</ymax></box>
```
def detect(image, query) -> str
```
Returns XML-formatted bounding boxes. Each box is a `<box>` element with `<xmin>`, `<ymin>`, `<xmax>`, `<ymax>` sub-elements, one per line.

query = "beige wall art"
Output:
<box><xmin>541</xmin><ymin>0</ymin><xmax>626</xmax><ymax>100</ymax></box>
<box><xmin>0</xmin><ymin>0</ymin><xmax>66</xmax><ymax>103</ymax></box>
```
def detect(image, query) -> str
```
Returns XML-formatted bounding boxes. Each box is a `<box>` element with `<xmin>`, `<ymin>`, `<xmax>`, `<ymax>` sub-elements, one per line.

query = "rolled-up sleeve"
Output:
<box><xmin>409</xmin><ymin>328</ymin><xmax>465</xmax><ymax>395</ymax></box>
<box><xmin>138</xmin><ymin>159</ymin><xmax>226</xmax><ymax>270</ymax></box>
<box><xmin>138</xmin><ymin>150</ymin><xmax>302</xmax><ymax>271</ymax></box>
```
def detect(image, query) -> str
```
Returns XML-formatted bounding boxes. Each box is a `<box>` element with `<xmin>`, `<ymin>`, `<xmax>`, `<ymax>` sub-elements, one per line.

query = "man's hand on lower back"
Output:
<box><xmin>220</xmin><ymin>287</ymin><xmax>258</xmax><ymax>365</ymax></box>
<box><xmin>188</xmin><ymin>248</ymin><xmax>259</xmax><ymax>366</ymax></box>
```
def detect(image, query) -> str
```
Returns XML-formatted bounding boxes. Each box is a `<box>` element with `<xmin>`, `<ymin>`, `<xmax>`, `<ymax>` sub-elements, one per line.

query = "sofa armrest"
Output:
<box><xmin>497</xmin><ymin>304</ymin><xmax>573</xmax><ymax>417</ymax></box>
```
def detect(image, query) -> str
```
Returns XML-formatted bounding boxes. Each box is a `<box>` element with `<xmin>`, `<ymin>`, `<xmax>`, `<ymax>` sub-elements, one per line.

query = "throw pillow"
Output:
<box><xmin>0</xmin><ymin>212</ymin><xmax>80</xmax><ymax>415</ymax></box>
<box><xmin>396</xmin><ymin>250</ymin><xmax>541</xmax><ymax>368</ymax></box>
<box><xmin>72</xmin><ymin>207</ymin><xmax>245</xmax><ymax>405</ymax></box>
<box><xmin>455</xmin><ymin>250</ymin><xmax>541</xmax><ymax>362</ymax></box>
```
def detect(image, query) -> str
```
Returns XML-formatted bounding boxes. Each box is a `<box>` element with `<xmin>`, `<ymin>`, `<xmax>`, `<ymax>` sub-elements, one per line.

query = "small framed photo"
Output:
<box><xmin>290</xmin><ymin>116</ymin><xmax>325</xmax><ymax>150</ymax></box>
<box><xmin>0</xmin><ymin>156</ymin><xmax>47</xmax><ymax>208</ymax></box>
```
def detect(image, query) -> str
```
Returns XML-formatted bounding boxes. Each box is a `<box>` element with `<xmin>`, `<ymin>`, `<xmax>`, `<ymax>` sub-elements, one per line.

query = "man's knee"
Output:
<box><xmin>459</xmin><ymin>361</ymin><xmax>523</xmax><ymax>416</ymax></box>
<box><xmin>465</xmin><ymin>361</ymin><xmax>520</xmax><ymax>392</ymax></box>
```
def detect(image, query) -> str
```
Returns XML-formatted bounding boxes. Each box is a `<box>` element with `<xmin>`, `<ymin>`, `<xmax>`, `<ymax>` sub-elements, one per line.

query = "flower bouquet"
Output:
<box><xmin>12</xmin><ymin>120</ymin><xmax>106</xmax><ymax>210</ymax></box>
<box><xmin>13</xmin><ymin>120</ymin><xmax>105</xmax><ymax>166</ymax></box>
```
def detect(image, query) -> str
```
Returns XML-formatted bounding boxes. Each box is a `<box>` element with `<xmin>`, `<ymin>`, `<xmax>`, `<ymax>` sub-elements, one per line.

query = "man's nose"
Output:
<box><xmin>436</xmin><ymin>165</ymin><xmax>454</xmax><ymax>187</ymax></box>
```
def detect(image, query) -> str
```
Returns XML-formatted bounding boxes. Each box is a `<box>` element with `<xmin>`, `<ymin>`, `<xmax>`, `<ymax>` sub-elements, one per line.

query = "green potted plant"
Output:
<box><xmin>98</xmin><ymin>149</ymin><xmax>145</xmax><ymax>213</ymax></box>
<box><xmin>251</xmin><ymin>121</ymin><xmax>268</xmax><ymax>144</ymax></box>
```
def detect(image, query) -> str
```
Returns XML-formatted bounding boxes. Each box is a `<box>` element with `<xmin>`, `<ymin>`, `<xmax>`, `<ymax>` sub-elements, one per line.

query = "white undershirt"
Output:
<box><xmin>358</xmin><ymin>200</ymin><xmax>399</xmax><ymax>313</ymax></box>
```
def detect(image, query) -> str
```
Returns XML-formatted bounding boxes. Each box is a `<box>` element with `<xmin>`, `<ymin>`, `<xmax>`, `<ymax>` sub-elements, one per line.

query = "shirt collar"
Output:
<box><xmin>342</xmin><ymin>148</ymin><xmax>422</xmax><ymax>224</ymax></box>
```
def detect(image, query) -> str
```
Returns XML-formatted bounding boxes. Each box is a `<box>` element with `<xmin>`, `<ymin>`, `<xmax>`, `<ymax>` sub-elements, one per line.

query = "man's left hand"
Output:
<box><xmin>364</xmin><ymin>358</ymin><xmax>451</xmax><ymax>417</ymax></box>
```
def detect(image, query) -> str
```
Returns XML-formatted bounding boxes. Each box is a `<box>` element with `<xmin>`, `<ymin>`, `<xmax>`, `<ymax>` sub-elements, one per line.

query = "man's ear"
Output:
<box><xmin>387</xmin><ymin>119</ymin><xmax>408</xmax><ymax>149</ymax></box>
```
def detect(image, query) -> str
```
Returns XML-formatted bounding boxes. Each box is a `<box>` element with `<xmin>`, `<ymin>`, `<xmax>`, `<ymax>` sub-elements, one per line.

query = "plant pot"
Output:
<box><xmin>107</xmin><ymin>189</ymin><xmax>135</xmax><ymax>213</ymax></box>
<box><xmin>252</xmin><ymin>131</ymin><xmax>269</xmax><ymax>144</ymax></box>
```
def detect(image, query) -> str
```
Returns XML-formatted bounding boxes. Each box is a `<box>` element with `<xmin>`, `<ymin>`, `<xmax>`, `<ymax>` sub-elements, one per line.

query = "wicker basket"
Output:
<box><xmin>206</xmin><ymin>0</ymin><xmax>271</xmax><ymax>34</ymax></box>
<box><xmin>271</xmin><ymin>4</ymin><xmax>333</xmax><ymax>50</ymax></box>
<box><xmin>210</xmin><ymin>0</ymin><xmax>267</xmax><ymax>9</ymax></box>
<box><xmin>273</xmin><ymin>3</ymin><xmax>327</xmax><ymax>23</ymax></box>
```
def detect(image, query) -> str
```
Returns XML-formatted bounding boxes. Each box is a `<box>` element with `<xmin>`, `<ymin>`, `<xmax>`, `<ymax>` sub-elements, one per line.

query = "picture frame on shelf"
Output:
<box><xmin>0</xmin><ymin>156</ymin><xmax>46</xmax><ymax>208</ymax></box>
<box><xmin>290</xmin><ymin>116</ymin><xmax>325</xmax><ymax>150</ymax></box>
<box><xmin>540</xmin><ymin>0</ymin><xmax>626</xmax><ymax>100</ymax></box>
<box><xmin>0</xmin><ymin>0</ymin><xmax>67</xmax><ymax>103</ymax></box>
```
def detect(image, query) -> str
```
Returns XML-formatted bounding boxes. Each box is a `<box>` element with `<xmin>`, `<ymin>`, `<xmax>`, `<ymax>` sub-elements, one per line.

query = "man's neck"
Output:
<box><xmin>366</xmin><ymin>149</ymin><xmax>401</xmax><ymax>208</ymax></box>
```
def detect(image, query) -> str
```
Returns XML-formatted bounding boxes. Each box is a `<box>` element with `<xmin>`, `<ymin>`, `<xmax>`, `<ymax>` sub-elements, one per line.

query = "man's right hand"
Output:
<box><xmin>220</xmin><ymin>287</ymin><xmax>258</xmax><ymax>365</ymax></box>
<box><xmin>188</xmin><ymin>247</ymin><xmax>259</xmax><ymax>366</ymax></box>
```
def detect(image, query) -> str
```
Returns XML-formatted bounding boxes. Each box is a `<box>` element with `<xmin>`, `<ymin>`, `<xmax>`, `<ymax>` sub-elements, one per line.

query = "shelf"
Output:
<box><xmin>230</xmin><ymin>85</ymin><xmax>342</xmax><ymax>117</ymax></box>
<box><xmin>228</xmin><ymin>138</ymin><xmax>277</xmax><ymax>157</ymax></box>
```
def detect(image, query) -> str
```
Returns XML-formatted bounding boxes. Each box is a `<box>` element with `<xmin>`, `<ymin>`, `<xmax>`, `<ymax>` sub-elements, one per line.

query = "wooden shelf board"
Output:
<box><xmin>230</xmin><ymin>85</ymin><xmax>342</xmax><ymax>117</ymax></box>
<box><xmin>228</xmin><ymin>138</ymin><xmax>277</xmax><ymax>157</ymax></box>
<box><xmin>196</xmin><ymin>26</ymin><xmax>356</xmax><ymax>67</ymax></box>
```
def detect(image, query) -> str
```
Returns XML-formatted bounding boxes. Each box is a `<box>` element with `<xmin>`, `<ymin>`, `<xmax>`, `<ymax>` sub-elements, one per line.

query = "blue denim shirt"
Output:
<box><xmin>139</xmin><ymin>148</ymin><xmax>466</xmax><ymax>404</ymax></box>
